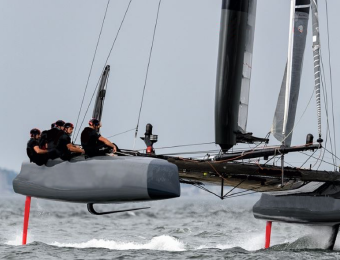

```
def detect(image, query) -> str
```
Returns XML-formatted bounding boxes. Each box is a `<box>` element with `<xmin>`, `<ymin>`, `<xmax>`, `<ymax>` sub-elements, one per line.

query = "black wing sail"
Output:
<box><xmin>215</xmin><ymin>0</ymin><xmax>267</xmax><ymax>151</ymax></box>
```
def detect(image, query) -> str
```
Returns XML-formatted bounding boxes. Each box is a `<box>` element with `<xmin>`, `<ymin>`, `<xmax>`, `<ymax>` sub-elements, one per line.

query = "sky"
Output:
<box><xmin>0</xmin><ymin>0</ymin><xmax>339</xmax><ymax>172</ymax></box>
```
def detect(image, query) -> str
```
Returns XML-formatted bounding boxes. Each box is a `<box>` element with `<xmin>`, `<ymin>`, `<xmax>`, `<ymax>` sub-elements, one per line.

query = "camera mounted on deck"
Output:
<box><xmin>140</xmin><ymin>124</ymin><xmax>158</xmax><ymax>154</ymax></box>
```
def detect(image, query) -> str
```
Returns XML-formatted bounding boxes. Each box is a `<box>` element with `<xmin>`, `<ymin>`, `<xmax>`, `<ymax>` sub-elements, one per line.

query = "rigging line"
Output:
<box><xmin>324</xmin><ymin>0</ymin><xmax>337</xmax><ymax>166</ymax></box>
<box><xmin>73</xmin><ymin>0</ymin><xmax>111</xmax><ymax>142</ymax></box>
<box><xmin>212</xmin><ymin>143</ymin><xmax>305</xmax><ymax>164</ymax></box>
<box><xmin>101</xmin><ymin>0</ymin><xmax>133</xmax><ymax>72</ymax></box>
<box><xmin>107</xmin><ymin>128</ymin><xmax>136</xmax><ymax>139</ymax></box>
<box><xmin>135</xmin><ymin>145</ymin><xmax>253</xmax><ymax>153</ymax></box>
<box><xmin>283</xmin><ymin>160</ymin><xmax>295</xmax><ymax>168</ymax></box>
<box><xmin>323</xmin><ymin>146</ymin><xmax>340</xmax><ymax>162</ymax></box>
<box><xmin>224</xmin><ymin>189</ymin><xmax>261</xmax><ymax>199</ymax></box>
<box><xmin>224</xmin><ymin>185</ymin><xmax>289</xmax><ymax>199</ymax></box>
<box><xmin>74</xmin><ymin>0</ymin><xmax>133</xmax><ymax>142</ymax></box>
<box><xmin>280</xmin><ymin>87</ymin><xmax>315</xmax><ymax>144</ymax></box>
<box><xmin>224</xmin><ymin>191</ymin><xmax>262</xmax><ymax>199</ymax></box>
<box><xmin>223</xmin><ymin>188</ymin><xmax>253</xmax><ymax>198</ymax></box>
<box><xmin>320</xmin><ymin>54</ymin><xmax>336</xmax><ymax>169</ymax></box>
<box><xmin>133</xmin><ymin>0</ymin><xmax>162</xmax><ymax>148</ymax></box>
<box><xmin>205</xmin><ymin>156</ymin><xmax>273</xmax><ymax>191</ymax></box>
<box><xmin>262</xmin><ymin>153</ymin><xmax>278</xmax><ymax>167</ymax></box>
<box><xmin>154</xmin><ymin>142</ymin><xmax>215</xmax><ymax>150</ymax></box>
<box><xmin>318</xmin><ymin>143</ymin><xmax>328</xmax><ymax>170</ymax></box>
<box><xmin>224</xmin><ymin>185</ymin><xmax>272</xmax><ymax>197</ymax></box>
<box><xmin>299</xmin><ymin>151</ymin><xmax>336</xmax><ymax>167</ymax></box>
<box><xmin>312</xmin><ymin>147</ymin><xmax>323</xmax><ymax>169</ymax></box>
<box><xmin>318</xmin><ymin>26</ymin><xmax>334</xmax><ymax>172</ymax></box>
<box><xmin>191</xmin><ymin>184</ymin><xmax>221</xmax><ymax>199</ymax></box>
<box><xmin>158</xmin><ymin>150</ymin><xmax>220</xmax><ymax>156</ymax></box>
<box><xmin>319</xmin><ymin>54</ymin><xmax>331</xmax><ymax>166</ymax></box>
<box><xmin>184</xmin><ymin>158</ymin><xmax>282</xmax><ymax>198</ymax></box>
<box><xmin>299</xmin><ymin>149</ymin><xmax>318</xmax><ymax>168</ymax></box>
<box><xmin>74</xmin><ymin>68</ymin><xmax>105</xmax><ymax>141</ymax></box>
<box><xmin>223</xmin><ymin>183</ymin><xmax>285</xmax><ymax>198</ymax></box>
<box><xmin>317</xmin><ymin>103</ymin><xmax>329</xmax><ymax>170</ymax></box>
<box><xmin>223</xmin><ymin>179</ymin><xmax>247</xmax><ymax>198</ymax></box>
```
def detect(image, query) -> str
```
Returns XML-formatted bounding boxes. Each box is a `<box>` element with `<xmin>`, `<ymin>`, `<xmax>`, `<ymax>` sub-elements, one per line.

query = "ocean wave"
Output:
<box><xmin>5</xmin><ymin>234</ymin><xmax>35</xmax><ymax>246</ymax></box>
<box><xmin>196</xmin><ymin>233</ymin><xmax>264</xmax><ymax>251</ymax></box>
<box><xmin>50</xmin><ymin>235</ymin><xmax>186</xmax><ymax>251</ymax></box>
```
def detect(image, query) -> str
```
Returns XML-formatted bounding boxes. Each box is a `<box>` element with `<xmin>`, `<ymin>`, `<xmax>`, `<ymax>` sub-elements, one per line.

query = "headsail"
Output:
<box><xmin>92</xmin><ymin>65</ymin><xmax>110</xmax><ymax>122</ymax></box>
<box><xmin>271</xmin><ymin>0</ymin><xmax>310</xmax><ymax>146</ymax></box>
<box><xmin>215</xmin><ymin>0</ymin><xmax>258</xmax><ymax>151</ymax></box>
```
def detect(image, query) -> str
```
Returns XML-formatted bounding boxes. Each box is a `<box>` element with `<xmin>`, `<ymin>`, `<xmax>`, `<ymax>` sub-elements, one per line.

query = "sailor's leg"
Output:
<box><xmin>22</xmin><ymin>196</ymin><xmax>31</xmax><ymax>245</ymax></box>
<box><xmin>264</xmin><ymin>221</ymin><xmax>272</xmax><ymax>249</ymax></box>
<box><xmin>326</xmin><ymin>224</ymin><xmax>339</xmax><ymax>250</ymax></box>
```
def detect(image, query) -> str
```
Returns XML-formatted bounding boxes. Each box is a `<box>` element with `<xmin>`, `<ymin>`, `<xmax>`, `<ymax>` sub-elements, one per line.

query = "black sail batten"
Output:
<box><xmin>296</xmin><ymin>0</ymin><xmax>311</xmax><ymax>14</ymax></box>
<box><xmin>215</xmin><ymin>0</ymin><xmax>258</xmax><ymax>151</ymax></box>
<box><xmin>92</xmin><ymin>65</ymin><xmax>110</xmax><ymax>123</ymax></box>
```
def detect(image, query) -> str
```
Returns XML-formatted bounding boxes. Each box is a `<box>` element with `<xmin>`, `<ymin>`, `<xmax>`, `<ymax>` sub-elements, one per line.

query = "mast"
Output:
<box><xmin>92</xmin><ymin>65</ymin><xmax>110</xmax><ymax>123</ymax></box>
<box><xmin>311</xmin><ymin>0</ymin><xmax>322</xmax><ymax>140</ymax></box>
<box><xmin>215</xmin><ymin>0</ymin><xmax>257</xmax><ymax>151</ymax></box>
<box><xmin>271</xmin><ymin>0</ymin><xmax>310</xmax><ymax>146</ymax></box>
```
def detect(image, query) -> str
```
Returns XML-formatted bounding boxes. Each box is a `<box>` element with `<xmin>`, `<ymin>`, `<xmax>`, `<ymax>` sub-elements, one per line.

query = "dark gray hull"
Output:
<box><xmin>13</xmin><ymin>156</ymin><xmax>180</xmax><ymax>203</ymax></box>
<box><xmin>253</xmin><ymin>182</ymin><xmax>340</xmax><ymax>225</ymax></box>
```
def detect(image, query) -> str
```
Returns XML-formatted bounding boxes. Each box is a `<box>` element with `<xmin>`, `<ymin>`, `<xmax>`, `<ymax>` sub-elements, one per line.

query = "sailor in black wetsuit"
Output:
<box><xmin>27</xmin><ymin>128</ymin><xmax>49</xmax><ymax>166</ymax></box>
<box><xmin>39</xmin><ymin>122</ymin><xmax>56</xmax><ymax>149</ymax></box>
<box><xmin>81</xmin><ymin>118</ymin><xmax>117</xmax><ymax>157</ymax></box>
<box><xmin>39</xmin><ymin>120</ymin><xmax>65</xmax><ymax>159</ymax></box>
<box><xmin>56</xmin><ymin>122</ymin><xmax>84</xmax><ymax>160</ymax></box>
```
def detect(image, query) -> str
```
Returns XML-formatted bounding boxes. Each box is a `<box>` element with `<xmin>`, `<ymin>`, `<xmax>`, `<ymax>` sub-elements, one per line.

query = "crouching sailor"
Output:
<box><xmin>27</xmin><ymin>128</ymin><xmax>49</xmax><ymax>166</ymax></box>
<box><xmin>56</xmin><ymin>122</ymin><xmax>84</xmax><ymax>160</ymax></box>
<box><xmin>39</xmin><ymin>120</ymin><xmax>65</xmax><ymax>159</ymax></box>
<box><xmin>81</xmin><ymin>118</ymin><xmax>117</xmax><ymax>157</ymax></box>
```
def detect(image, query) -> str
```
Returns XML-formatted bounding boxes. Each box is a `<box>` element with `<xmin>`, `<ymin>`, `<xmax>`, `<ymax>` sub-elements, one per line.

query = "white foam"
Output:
<box><xmin>196</xmin><ymin>233</ymin><xmax>264</xmax><ymax>251</ymax></box>
<box><xmin>5</xmin><ymin>233</ymin><xmax>35</xmax><ymax>246</ymax></box>
<box><xmin>51</xmin><ymin>235</ymin><xmax>185</xmax><ymax>251</ymax></box>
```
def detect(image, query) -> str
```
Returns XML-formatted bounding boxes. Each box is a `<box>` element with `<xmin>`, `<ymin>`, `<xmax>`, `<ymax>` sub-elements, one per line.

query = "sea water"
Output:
<box><xmin>1</xmin><ymin>191</ymin><xmax>340</xmax><ymax>259</ymax></box>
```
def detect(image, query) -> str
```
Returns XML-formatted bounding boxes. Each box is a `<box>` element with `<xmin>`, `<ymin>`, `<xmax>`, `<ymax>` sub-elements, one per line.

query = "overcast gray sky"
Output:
<box><xmin>0</xmin><ymin>0</ymin><xmax>339</xmax><ymax>172</ymax></box>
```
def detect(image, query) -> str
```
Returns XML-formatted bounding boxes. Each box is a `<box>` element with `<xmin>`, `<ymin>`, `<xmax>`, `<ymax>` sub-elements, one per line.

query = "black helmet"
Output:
<box><xmin>30</xmin><ymin>128</ymin><xmax>41</xmax><ymax>137</ymax></box>
<box><xmin>55</xmin><ymin>120</ymin><xmax>65</xmax><ymax>127</ymax></box>
<box><xmin>89</xmin><ymin>118</ymin><xmax>100</xmax><ymax>127</ymax></box>
<box><xmin>64</xmin><ymin>122</ymin><xmax>74</xmax><ymax>129</ymax></box>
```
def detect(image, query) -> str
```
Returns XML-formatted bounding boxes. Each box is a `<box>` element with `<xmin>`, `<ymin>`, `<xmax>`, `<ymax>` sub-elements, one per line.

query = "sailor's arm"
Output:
<box><xmin>98</xmin><ymin>136</ymin><xmax>117</xmax><ymax>153</ymax></box>
<box><xmin>67</xmin><ymin>144</ymin><xmax>85</xmax><ymax>154</ymax></box>
<box><xmin>33</xmin><ymin>146</ymin><xmax>48</xmax><ymax>154</ymax></box>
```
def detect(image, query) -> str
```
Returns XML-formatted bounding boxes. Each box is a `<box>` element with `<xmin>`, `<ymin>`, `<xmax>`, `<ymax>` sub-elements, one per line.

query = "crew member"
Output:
<box><xmin>40</xmin><ymin>120</ymin><xmax>65</xmax><ymax>159</ymax></box>
<box><xmin>81</xmin><ymin>118</ymin><xmax>117</xmax><ymax>157</ymax></box>
<box><xmin>56</xmin><ymin>122</ymin><xmax>84</xmax><ymax>160</ymax></box>
<box><xmin>27</xmin><ymin>128</ymin><xmax>49</xmax><ymax>166</ymax></box>
<box><xmin>39</xmin><ymin>122</ymin><xmax>56</xmax><ymax>149</ymax></box>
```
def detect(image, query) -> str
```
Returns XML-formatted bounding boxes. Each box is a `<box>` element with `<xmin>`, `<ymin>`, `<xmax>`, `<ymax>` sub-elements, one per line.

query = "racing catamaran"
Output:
<box><xmin>13</xmin><ymin>0</ymin><xmax>340</xmax><ymax>249</ymax></box>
